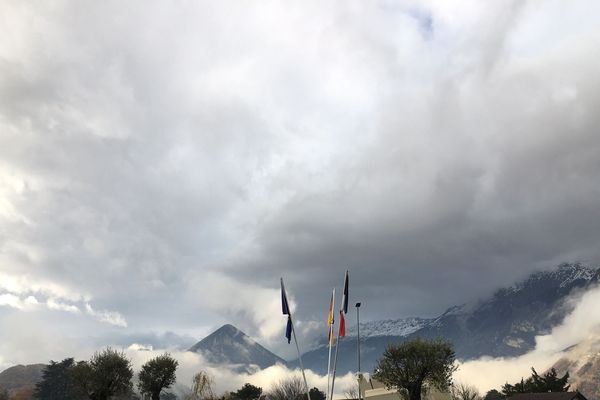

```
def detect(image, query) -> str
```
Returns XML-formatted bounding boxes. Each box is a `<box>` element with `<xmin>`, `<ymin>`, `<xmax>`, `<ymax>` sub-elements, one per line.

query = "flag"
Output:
<box><xmin>281</xmin><ymin>278</ymin><xmax>292</xmax><ymax>344</ymax></box>
<box><xmin>338</xmin><ymin>310</ymin><xmax>346</xmax><ymax>337</ymax></box>
<box><xmin>341</xmin><ymin>270</ymin><xmax>349</xmax><ymax>314</ymax></box>
<box><xmin>281</xmin><ymin>278</ymin><xmax>290</xmax><ymax>315</ymax></box>
<box><xmin>285</xmin><ymin>316</ymin><xmax>292</xmax><ymax>344</ymax></box>
<box><xmin>327</xmin><ymin>290</ymin><xmax>335</xmax><ymax>345</ymax></box>
<box><xmin>338</xmin><ymin>271</ymin><xmax>348</xmax><ymax>337</ymax></box>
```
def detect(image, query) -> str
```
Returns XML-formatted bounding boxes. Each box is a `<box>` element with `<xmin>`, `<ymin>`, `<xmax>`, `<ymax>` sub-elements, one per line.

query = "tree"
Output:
<box><xmin>138</xmin><ymin>353</ymin><xmax>179</xmax><ymax>400</ymax></box>
<box><xmin>344</xmin><ymin>384</ymin><xmax>358</xmax><ymax>400</ymax></box>
<box><xmin>309</xmin><ymin>387</ymin><xmax>325</xmax><ymax>400</ymax></box>
<box><xmin>267</xmin><ymin>376</ymin><xmax>305</xmax><ymax>400</ymax></box>
<box><xmin>530</xmin><ymin>368</ymin><xmax>569</xmax><ymax>392</ymax></box>
<box><xmin>71</xmin><ymin>348</ymin><xmax>134</xmax><ymax>400</ymax></box>
<box><xmin>0</xmin><ymin>387</ymin><xmax>8</xmax><ymax>400</ymax></box>
<box><xmin>502</xmin><ymin>378</ymin><xmax>528</xmax><ymax>397</ymax></box>
<box><xmin>233</xmin><ymin>383</ymin><xmax>263</xmax><ymax>400</ymax></box>
<box><xmin>373</xmin><ymin>338</ymin><xmax>457</xmax><ymax>400</ymax></box>
<box><xmin>70</xmin><ymin>360</ymin><xmax>95</xmax><ymax>399</ymax></box>
<box><xmin>501</xmin><ymin>368</ymin><xmax>569</xmax><ymax>396</ymax></box>
<box><xmin>483</xmin><ymin>389</ymin><xmax>503</xmax><ymax>400</ymax></box>
<box><xmin>34</xmin><ymin>358</ymin><xmax>79</xmax><ymax>400</ymax></box>
<box><xmin>217</xmin><ymin>392</ymin><xmax>235</xmax><ymax>400</ymax></box>
<box><xmin>451</xmin><ymin>383</ymin><xmax>480</xmax><ymax>400</ymax></box>
<box><xmin>188</xmin><ymin>370</ymin><xmax>215</xmax><ymax>400</ymax></box>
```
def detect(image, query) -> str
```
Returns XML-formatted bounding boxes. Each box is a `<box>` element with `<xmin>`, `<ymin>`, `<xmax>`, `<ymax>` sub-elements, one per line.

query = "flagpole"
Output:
<box><xmin>281</xmin><ymin>278</ymin><xmax>312</xmax><ymax>400</ymax></box>
<box><xmin>330</xmin><ymin>323</ymin><xmax>342</xmax><ymax>399</ymax></box>
<box><xmin>356</xmin><ymin>302</ymin><xmax>362</xmax><ymax>400</ymax></box>
<box><xmin>289</xmin><ymin>313</ymin><xmax>311</xmax><ymax>400</ymax></box>
<box><xmin>331</xmin><ymin>270</ymin><xmax>349</xmax><ymax>400</ymax></box>
<box><xmin>326</xmin><ymin>288</ymin><xmax>336</xmax><ymax>400</ymax></box>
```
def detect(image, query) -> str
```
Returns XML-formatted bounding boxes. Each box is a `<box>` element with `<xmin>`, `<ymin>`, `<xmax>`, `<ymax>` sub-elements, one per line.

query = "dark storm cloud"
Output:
<box><xmin>1</xmin><ymin>0</ymin><xmax>600</xmax><ymax>363</ymax></box>
<box><xmin>217</xmin><ymin>0</ymin><xmax>600</xmax><ymax>324</ymax></box>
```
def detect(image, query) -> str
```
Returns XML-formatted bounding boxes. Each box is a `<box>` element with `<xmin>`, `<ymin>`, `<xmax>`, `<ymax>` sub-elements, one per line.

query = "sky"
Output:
<box><xmin>1</xmin><ymin>0</ymin><xmax>600</xmax><ymax>379</ymax></box>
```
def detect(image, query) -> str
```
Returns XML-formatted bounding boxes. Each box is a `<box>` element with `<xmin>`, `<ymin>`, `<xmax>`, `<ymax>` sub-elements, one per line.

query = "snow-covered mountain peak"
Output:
<box><xmin>554</xmin><ymin>262</ymin><xmax>598</xmax><ymax>287</ymax></box>
<box><xmin>496</xmin><ymin>262</ymin><xmax>598</xmax><ymax>297</ymax></box>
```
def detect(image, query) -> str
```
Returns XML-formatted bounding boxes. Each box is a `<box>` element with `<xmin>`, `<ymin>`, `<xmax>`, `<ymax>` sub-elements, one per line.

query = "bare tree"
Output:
<box><xmin>187</xmin><ymin>370</ymin><xmax>215</xmax><ymax>400</ymax></box>
<box><xmin>267</xmin><ymin>377</ymin><xmax>305</xmax><ymax>400</ymax></box>
<box><xmin>451</xmin><ymin>383</ymin><xmax>481</xmax><ymax>400</ymax></box>
<box><xmin>344</xmin><ymin>384</ymin><xmax>358</xmax><ymax>400</ymax></box>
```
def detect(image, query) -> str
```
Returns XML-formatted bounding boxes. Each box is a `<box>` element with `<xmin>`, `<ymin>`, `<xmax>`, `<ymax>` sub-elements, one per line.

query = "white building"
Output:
<box><xmin>358</xmin><ymin>374</ymin><xmax>451</xmax><ymax>400</ymax></box>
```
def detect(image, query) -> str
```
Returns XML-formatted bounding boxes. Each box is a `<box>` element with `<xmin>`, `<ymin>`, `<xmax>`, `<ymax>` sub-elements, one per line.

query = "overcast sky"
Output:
<box><xmin>1</xmin><ymin>0</ymin><xmax>600</xmax><ymax>364</ymax></box>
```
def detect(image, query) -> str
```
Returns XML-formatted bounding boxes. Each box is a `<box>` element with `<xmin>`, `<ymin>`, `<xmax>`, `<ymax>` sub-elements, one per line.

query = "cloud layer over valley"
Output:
<box><xmin>456</xmin><ymin>282</ymin><xmax>600</xmax><ymax>392</ymax></box>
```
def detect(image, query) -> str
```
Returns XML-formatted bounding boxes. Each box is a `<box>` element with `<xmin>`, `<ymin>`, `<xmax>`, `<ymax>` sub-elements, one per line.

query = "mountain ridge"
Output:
<box><xmin>295</xmin><ymin>262</ymin><xmax>600</xmax><ymax>374</ymax></box>
<box><xmin>343</xmin><ymin>263</ymin><xmax>599</xmax><ymax>339</ymax></box>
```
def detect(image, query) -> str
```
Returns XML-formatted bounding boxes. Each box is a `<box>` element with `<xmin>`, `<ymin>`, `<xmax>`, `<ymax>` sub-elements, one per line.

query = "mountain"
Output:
<box><xmin>345</xmin><ymin>317</ymin><xmax>433</xmax><ymax>338</ymax></box>
<box><xmin>296</xmin><ymin>263</ymin><xmax>600</xmax><ymax>375</ymax></box>
<box><xmin>553</xmin><ymin>334</ymin><xmax>600</xmax><ymax>399</ymax></box>
<box><xmin>188</xmin><ymin>324</ymin><xmax>287</xmax><ymax>371</ymax></box>
<box><xmin>0</xmin><ymin>363</ymin><xmax>45</xmax><ymax>396</ymax></box>
<box><xmin>413</xmin><ymin>263</ymin><xmax>599</xmax><ymax>359</ymax></box>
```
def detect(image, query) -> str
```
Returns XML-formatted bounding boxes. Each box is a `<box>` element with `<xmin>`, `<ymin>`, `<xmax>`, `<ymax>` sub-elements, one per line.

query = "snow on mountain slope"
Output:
<box><xmin>345</xmin><ymin>317</ymin><xmax>433</xmax><ymax>338</ymax></box>
<box><xmin>297</xmin><ymin>262</ymin><xmax>600</xmax><ymax>375</ymax></box>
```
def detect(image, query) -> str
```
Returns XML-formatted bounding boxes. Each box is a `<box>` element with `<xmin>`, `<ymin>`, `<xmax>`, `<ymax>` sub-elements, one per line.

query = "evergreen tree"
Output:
<box><xmin>502</xmin><ymin>378</ymin><xmax>529</xmax><ymax>397</ymax></box>
<box><xmin>33</xmin><ymin>358</ymin><xmax>79</xmax><ymax>400</ymax></box>
<box><xmin>501</xmin><ymin>367</ymin><xmax>569</xmax><ymax>396</ymax></box>
<box><xmin>233</xmin><ymin>383</ymin><xmax>263</xmax><ymax>400</ymax></box>
<box><xmin>483</xmin><ymin>389</ymin><xmax>503</xmax><ymax>400</ymax></box>
<box><xmin>309</xmin><ymin>387</ymin><xmax>326</xmax><ymax>400</ymax></box>
<box><xmin>530</xmin><ymin>368</ymin><xmax>570</xmax><ymax>392</ymax></box>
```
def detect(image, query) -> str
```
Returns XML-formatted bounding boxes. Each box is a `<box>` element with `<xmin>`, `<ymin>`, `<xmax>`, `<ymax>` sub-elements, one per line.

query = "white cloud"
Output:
<box><xmin>46</xmin><ymin>298</ymin><xmax>80</xmax><ymax>314</ymax></box>
<box><xmin>455</xmin><ymin>284</ymin><xmax>600</xmax><ymax>392</ymax></box>
<box><xmin>0</xmin><ymin>293</ymin><xmax>25</xmax><ymax>309</ymax></box>
<box><xmin>0</xmin><ymin>271</ymin><xmax>87</xmax><ymax>303</ymax></box>
<box><xmin>0</xmin><ymin>289</ymin><xmax>129</xmax><ymax>328</ymax></box>
<box><xmin>127</xmin><ymin>343</ymin><xmax>154</xmax><ymax>352</ymax></box>
<box><xmin>0</xmin><ymin>272</ymin><xmax>126</xmax><ymax>326</ymax></box>
<box><xmin>85</xmin><ymin>303</ymin><xmax>128</xmax><ymax>328</ymax></box>
<box><xmin>0</xmin><ymin>293</ymin><xmax>40</xmax><ymax>311</ymax></box>
<box><xmin>188</xmin><ymin>272</ymin><xmax>290</xmax><ymax>341</ymax></box>
<box><xmin>125</xmin><ymin>347</ymin><xmax>356</xmax><ymax>397</ymax></box>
